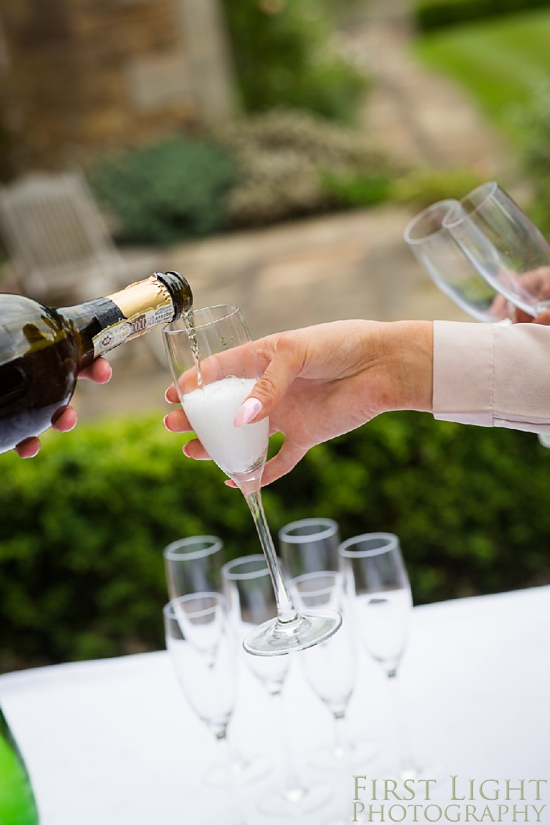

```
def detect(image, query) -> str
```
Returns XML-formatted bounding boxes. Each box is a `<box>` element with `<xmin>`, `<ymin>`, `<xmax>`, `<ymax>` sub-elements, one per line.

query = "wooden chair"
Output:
<box><xmin>0</xmin><ymin>170</ymin><xmax>154</xmax><ymax>304</ymax></box>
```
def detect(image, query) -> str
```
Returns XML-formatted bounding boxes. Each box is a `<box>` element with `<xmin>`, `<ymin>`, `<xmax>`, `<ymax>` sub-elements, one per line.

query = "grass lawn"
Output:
<box><xmin>415</xmin><ymin>8</ymin><xmax>550</xmax><ymax>145</ymax></box>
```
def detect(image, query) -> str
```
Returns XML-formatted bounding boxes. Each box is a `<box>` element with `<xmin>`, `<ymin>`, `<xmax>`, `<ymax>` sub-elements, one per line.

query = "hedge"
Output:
<box><xmin>414</xmin><ymin>0</ymin><xmax>550</xmax><ymax>31</ymax></box>
<box><xmin>1</xmin><ymin>411</ymin><xmax>550</xmax><ymax>670</ymax></box>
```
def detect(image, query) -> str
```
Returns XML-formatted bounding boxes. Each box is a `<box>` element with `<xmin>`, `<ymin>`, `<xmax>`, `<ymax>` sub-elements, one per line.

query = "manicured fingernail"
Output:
<box><xmin>182</xmin><ymin>443</ymin><xmax>191</xmax><ymax>457</ymax></box>
<box><xmin>163</xmin><ymin>414</ymin><xmax>172</xmax><ymax>431</ymax></box>
<box><xmin>234</xmin><ymin>398</ymin><xmax>263</xmax><ymax>428</ymax></box>
<box><xmin>224</xmin><ymin>480</ymin><xmax>237</xmax><ymax>488</ymax></box>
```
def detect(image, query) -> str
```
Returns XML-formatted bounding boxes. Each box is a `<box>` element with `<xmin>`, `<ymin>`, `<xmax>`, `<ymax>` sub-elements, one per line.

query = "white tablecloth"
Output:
<box><xmin>1</xmin><ymin>586</ymin><xmax>549</xmax><ymax>824</ymax></box>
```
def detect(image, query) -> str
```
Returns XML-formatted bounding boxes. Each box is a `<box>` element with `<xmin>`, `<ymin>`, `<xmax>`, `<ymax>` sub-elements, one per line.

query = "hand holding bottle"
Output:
<box><xmin>14</xmin><ymin>357</ymin><xmax>112</xmax><ymax>458</ymax></box>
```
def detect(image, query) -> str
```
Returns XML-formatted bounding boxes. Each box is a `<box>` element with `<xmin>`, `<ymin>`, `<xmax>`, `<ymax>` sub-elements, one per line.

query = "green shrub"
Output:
<box><xmin>517</xmin><ymin>85</ymin><xmax>550</xmax><ymax>238</ymax></box>
<box><xmin>216</xmin><ymin>109</ymin><xmax>395</xmax><ymax>227</ymax></box>
<box><xmin>222</xmin><ymin>0</ymin><xmax>368</xmax><ymax>124</ymax></box>
<box><xmin>414</xmin><ymin>0</ymin><xmax>550</xmax><ymax>31</ymax></box>
<box><xmin>392</xmin><ymin>166</ymin><xmax>486</xmax><ymax>209</ymax></box>
<box><xmin>320</xmin><ymin>171</ymin><xmax>393</xmax><ymax>208</ymax></box>
<box><xmin>90</xmin><ymin>137</ymin><xmax>236</xmax><ymax>245</ymax></box>
<box><xmin>2</xmin><ymin>410</ymin><xmax>550</xmax><ymax>670</ymax></box>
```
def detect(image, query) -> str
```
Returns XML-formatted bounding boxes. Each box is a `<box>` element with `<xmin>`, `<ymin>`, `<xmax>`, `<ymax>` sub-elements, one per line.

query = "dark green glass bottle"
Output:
<box><xmin>0</xmin><ymin>706</ymin><xmax>39</xmax><ymax>825</ymax></box>
<box><xmin>0</xmin><ymin>271</ymin><xmax>192</xmax><ymax>454</ymax></box>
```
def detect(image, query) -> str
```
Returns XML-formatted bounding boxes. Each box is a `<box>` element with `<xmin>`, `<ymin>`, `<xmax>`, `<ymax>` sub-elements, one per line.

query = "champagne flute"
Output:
<box><xmin>222</xmin><ymin>554</ymin><xmax>331</xmax><ymax>817</ymax></box>
<box><xmin>163</xmin><ymin>593</ymin><xmax>243</xmax><ymax>824</ymax></box>
<box><xmin>442</xmin><ymin>181</ymin><xmax>550</xmax><ymax>317</ymax></box>
<box><xmin>338</xmin><ymin>533</ymin><xmax>417</xmax><ymax>779</ymax></box>
<box><xmin>163</xmin><ymin>534</ymin><xmax>269</xmax><ymax>786</ymax></box>
<box><xmin>164</xmin><ymin>535</ymin><xmax>225</xmax><ymax>599</ymax></box>
<box><xmin>404</xmin><ymin>199</ymin><xmax>511</xmax><ymax>324</ymax></box>
<box><xmin>406</xmin><ymin>190</ymin><xmax>550</xmax><ymax>448</ymax></box>
<box><xmin>163</xmin><ymin>305</ymin><xmax>341</xmax><ymax>656</ymax></box>
<box><xmin>278</xmin><ymin>517</ymin><xmax>341</xmax><ymax>578</ymax></box>
<box><xmin>279</xmin><ymin>517</ymin><xmax>378</xmax><ymax>769</ymax></box>
<box><xmin>291</xmin><ymin>571</ymin><xmax>360</xmax><ymax>825</ymax></box>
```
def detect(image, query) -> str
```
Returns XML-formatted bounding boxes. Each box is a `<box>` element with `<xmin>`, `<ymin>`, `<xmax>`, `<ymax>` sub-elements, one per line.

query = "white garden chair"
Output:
<box><xmin>0</xmin><ymin>170</ymin><xmax>153</xmax><ymax>304</ymax></box>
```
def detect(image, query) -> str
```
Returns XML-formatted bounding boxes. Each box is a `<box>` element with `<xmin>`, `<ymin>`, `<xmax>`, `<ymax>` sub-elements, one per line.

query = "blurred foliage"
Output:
<box><xmin>415</xmin><ymin>9</ymin><xmax>550</xmax><ymax>145</ymax></box>
<box><xmin>516</xmin><ymin>85</ymin><xmax>550</xmax><ymax>238</ymax></box>
<box><xmin>90</xmin><ymin>137</ymin><xmax>236</xmax><ymax>245</ymax></box>
<box><xmin>222</xmin><ymin>0</ymin><xmax>368</xmax><ymax>124</ymax></box>
<box><xmin>1</xmin><ymin>410</ymin><xmax>550</xmax><ymax>669</ymax></box>
<box><xmin>320</xmin><ymin>171</ymin><xmax>393</xmax><ymax>208</ymax></box>
<box><xmin>392</xmin><ymin>167</ymin><xmax>486</xmax><ymax>209</ymax></box>
<box><xmin>413</xmin><ymin>0</ymin><xmax>550</xmax><ymax>31</ymax></box>
<box><xmin>217</xmin><ymin>109</ymin><xmax>395</xmax><ymax>227</ymax></box>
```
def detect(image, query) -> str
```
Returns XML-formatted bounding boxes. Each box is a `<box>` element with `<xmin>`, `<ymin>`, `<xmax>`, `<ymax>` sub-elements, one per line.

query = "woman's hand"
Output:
<box><xmin>164</xmin><ymin>320</ymin><xmax>433</xmax><ymax>486</ymax></box>
<box><xmin>15</xmin><ymin>358</ymin><xmax>112</xmax><ymax>458</ymax></box>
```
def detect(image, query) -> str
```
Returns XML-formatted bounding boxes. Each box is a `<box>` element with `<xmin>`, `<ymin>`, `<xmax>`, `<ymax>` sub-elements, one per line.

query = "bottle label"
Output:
<box><xmin>92</xmin><ymin>304</ymin><xmax>173</xmax><ymax>356</ymax></box>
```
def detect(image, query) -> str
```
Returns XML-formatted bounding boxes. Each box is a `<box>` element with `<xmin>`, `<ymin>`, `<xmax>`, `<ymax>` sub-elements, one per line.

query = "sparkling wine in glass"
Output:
<box><xmin>338</xmin><ymin>533</ymin><xmax>418</xmax><ymax>780</ymax></box>
<box><xmin>163</xmin><ymin>305</ymin><xmax>342</xmax><ymax>656</ymax></box>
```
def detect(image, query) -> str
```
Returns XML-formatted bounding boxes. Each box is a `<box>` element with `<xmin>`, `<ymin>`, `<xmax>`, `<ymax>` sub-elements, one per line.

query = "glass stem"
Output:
<box><xmin>244</xmin><ymin>490</ymin><xmax>299</xmax><ymax>624</ymax></box>
<box><xmin>270</xmin><ymin>688</ymin><xmax>305</xmax><ymax>799</ymax></box>
<box><xmin>332</xmin><ymin>708</ymin><xmax>351</xmax><ymax>765</ymax></box>
<box><xmin>216</xmin><ymin>728</ymin><xmax>244</xmax><ymax>825</ymax></box>
<box><xmin>386</xmin><ymin>671</ymin><xmax>416</xmax><ymax>778</ymax></box>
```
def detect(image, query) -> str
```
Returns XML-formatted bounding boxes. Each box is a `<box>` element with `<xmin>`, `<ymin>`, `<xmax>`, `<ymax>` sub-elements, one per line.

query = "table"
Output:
<box><xmin>1</xmin><ymin>586</ymin><xmax>549</xmax><ymax>824</ymax></box>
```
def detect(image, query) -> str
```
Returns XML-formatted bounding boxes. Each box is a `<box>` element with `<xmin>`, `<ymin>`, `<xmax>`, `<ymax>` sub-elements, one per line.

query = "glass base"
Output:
<box><xmin>309</xmin><ymin>739</ymin><xmax>379</xmax><ymax>772</ymax></box>
<box><xmin>202</xmin><ymin>753</ymin><xmax>271</xmax><ymax>787</ymax></box>
<box><xmin>243</xmin><ymin>609</ymin><xmax>342</xmax><ymax>657</ymax></box>
<box><xmin>259</xmin><ymin>781</ymin><xmax>331</xmax><ymax>817</ymax></box>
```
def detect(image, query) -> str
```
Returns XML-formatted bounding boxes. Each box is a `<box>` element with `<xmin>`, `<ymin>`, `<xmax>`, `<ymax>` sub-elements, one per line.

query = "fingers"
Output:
<box><xmin>234</xmin><ymin>335</ymin><xmax>303</xmax><ymax>427</ymax></box>
<box><xmin>259</xmin><ymin>439</ymin><xmax>307</xmax><ymax>487</ymax></box>
<box><xmin>165</xmin><ymin>383</ymin><xmax>179</xmax><ymax>404</ymax></box>
<box><xmin>182</xmin><ymin>439</ymin><xmax>211</xmax><ymax>460</ymax></box>
<box><xmin>164</xmin><ymin>409</ymin><xmax>192</xmax><ymax>433</ymax></box>
<box><xmin>15</xmin><ymin>437</ymin><xmax>40</xmax><ymax>459</ymax></box>
<box><xmin>52</xmin><ymin>406</ymin><xmax>78</xmax><ymax>432</ymax></box>
<box><xmin>533</xmin><ymin>308</ymin><xmax>550</xmax><ymax>326</ymax></box>
<box><xmin>163</xmin><ymin>410</ymin><xmax>212</xmax><ymax>460</ymax></box>
<box><xmin>80</xmin><ymin>358</ymin><xmax>112</xmax><ymax>384</ymax></box>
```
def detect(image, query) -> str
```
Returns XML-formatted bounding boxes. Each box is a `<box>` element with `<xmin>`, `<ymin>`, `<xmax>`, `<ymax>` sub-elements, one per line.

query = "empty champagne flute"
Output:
<box><xmin>279</xmin><ymin>517</ymin><xmax>378</xmax><ymax>769</ymax></box>
<box><xmin>338</xmin><ymin>533</ymin><xmax>417</xmax><ymax>779</ymax></box>
<box><xmin>405</xmin><ymin>190</ymin><xmax>550</xmax><ymax>449</ymax></box>
<box><xmin>292</xmin><ymin>571</ymin><xmax>360</xmax><ymax>825</ymax></box>
<box><xmin>442</xmin><ymin>181</ymin><xmax>550</xmax><ymax>317</ymax></box>
<box><xmin>163</xmin><ymin>305</ymin><xmax>341</xmax><ymax>656</ymax></box>
<box><xmin>163</xmin><ymin>593</ymin><xmax>243</xmax><ymax>824</ymax></box>
<box><xmin>278</xmin><ymin>518</ymin><xmax>341</xmax><ymax>578</ymax></box>
<box><xmin>222</xmin><ymin>555</ymin><xmax>331</xmax><ymax>817</ymax></box>
<box><xmin>164</xmin><ymin>535</ymin><xmax>225</xmax><ymax>599</ymax></box>
<box><xmin>404</xmin><ymin>199</ymin><xmax>511</xmax><ymax>324</ymax></box>
<box><xmin>163</xmin><ymin>535</ymin><xmax>269</xmax><ymax>785</ymax></box>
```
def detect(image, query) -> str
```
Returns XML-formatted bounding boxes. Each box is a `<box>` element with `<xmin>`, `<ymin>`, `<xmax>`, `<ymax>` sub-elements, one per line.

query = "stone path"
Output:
<box><xmin>72</xmin><ymin>4</ymin><xmax>515</xmax><ymax>420</ymax></box>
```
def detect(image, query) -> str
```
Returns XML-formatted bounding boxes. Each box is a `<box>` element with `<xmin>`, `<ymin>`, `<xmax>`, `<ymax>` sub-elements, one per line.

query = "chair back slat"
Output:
<box><xmin>0</xmin><ymin>171</ymin><xmax>125</xmax><ymax>300</ymax></box>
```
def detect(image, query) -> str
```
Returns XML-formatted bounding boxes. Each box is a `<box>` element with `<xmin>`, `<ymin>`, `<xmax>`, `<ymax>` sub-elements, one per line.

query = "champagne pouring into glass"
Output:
<box><xmin>163</xmin><ymin>305</ymin><xmax>342</xmax><ymax>656</ymax></box>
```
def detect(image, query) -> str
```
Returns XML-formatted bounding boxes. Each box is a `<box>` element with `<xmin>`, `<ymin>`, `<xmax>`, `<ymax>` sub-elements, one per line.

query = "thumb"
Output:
<box><xmin>234</xmin><ymin>339</ymin><xmax>302</xmax><ymax>427</ymax></box>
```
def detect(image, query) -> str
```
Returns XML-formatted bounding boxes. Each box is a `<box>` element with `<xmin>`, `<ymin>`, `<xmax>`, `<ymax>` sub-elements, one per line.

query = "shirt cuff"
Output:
<box><xmin>432</xmin><ymin>320</ymin><xmax>494</xmax><ymax>427</ymax></box>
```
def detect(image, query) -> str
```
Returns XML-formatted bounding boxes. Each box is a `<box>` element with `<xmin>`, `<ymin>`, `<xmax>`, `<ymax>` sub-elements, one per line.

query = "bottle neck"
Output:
<box><xmin>58</xmin><ymin>272</ymin><xmax>192</xmax><ymax>365</ymax></box>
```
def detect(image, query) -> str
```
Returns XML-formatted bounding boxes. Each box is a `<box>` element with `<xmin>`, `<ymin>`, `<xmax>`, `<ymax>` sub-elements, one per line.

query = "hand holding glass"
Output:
<box><xmin>163</xmin><ymin>305</ymin><xmax>341</xmax><ymax>656</ymax></box>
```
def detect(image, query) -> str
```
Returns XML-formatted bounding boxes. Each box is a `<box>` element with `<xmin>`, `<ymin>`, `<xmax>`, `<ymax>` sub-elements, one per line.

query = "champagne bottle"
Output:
<box><xmin>0</xmin><ymin>706</ymin><xmax>39</xmax><ymax>824</ymax></box>
<box><xmin>0</xmin><ymin>271</ymin><xmax>192</xmax><ymax>455</ymax></box>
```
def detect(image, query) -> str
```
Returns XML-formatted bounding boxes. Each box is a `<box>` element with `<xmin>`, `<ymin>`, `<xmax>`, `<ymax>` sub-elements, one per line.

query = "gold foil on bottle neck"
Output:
<box><xmin>107</xmin><ymin>275</ymin><xmax>171</xmax><ymax>320</ymax></box>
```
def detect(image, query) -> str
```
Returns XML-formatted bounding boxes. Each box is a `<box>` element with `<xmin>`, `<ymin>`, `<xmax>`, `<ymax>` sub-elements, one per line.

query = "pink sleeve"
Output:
<box><xmin>432</xmin><ymin>321</ymin><xmax>550</xmax><ymax>434</ymax></box>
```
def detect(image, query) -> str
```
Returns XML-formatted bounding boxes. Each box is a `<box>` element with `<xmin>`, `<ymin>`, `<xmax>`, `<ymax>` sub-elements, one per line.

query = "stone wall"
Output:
<box><xmin>0</xmin><ymin>0</ymin><xmax>236</xmax><ymax>174</ymax></box>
